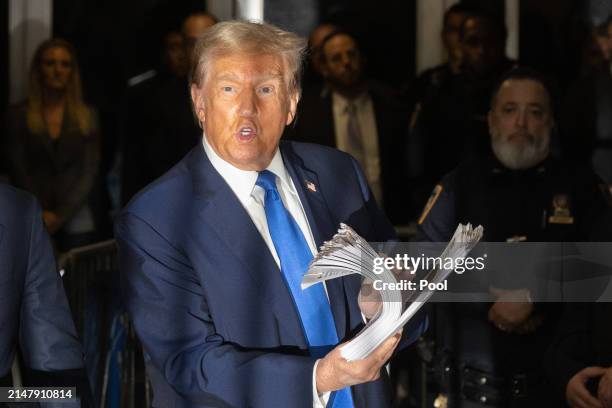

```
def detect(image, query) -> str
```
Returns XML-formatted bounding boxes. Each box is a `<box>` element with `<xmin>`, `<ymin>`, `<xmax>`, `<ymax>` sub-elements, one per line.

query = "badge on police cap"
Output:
<box><xmin>548</xmin><ymin>194</ymin><xmax>574</xmax><ymax>224</ymax></box>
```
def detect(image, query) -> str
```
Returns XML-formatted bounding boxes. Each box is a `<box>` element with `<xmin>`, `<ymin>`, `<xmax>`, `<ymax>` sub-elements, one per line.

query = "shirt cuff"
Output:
<box><xmin>313</xmin><ymin>359</ymin><xmax>331</xmax><ymax>408</ymax></box>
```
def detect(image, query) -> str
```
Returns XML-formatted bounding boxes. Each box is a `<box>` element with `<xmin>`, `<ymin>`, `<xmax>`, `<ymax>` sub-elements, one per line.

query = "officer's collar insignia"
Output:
<box><xmin>548</xmin><ymin>194</ymin><xmax>574</xmax><ymax>224</ymax></box>
<box><xmin>418</xmin><ymin>184</ymin><xmax>443</xmax><ymax>225</ymax></box>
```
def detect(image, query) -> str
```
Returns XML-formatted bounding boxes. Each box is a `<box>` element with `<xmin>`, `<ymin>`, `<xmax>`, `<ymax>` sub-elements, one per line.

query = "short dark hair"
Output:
<box><xmin>596</xmin><ymin>13</ymin><xmax>612</xmax><ymax>35</ymax></box>
<box><xmin>443</xmin><ymin>3</ymin><xmax>478</xmax><ymax>28</ymax></box>
<box><xmin>318</xmin><ymin>30</ymin><xmax>359</xmax><ymax>62</ymax></box>
<box><xmin>489</xmin><ymin>66</ymin><xmax>558</xmax><ymax>115</ymax></box>
<box><xmin>459</xmin><ymin>9</ymin><xmax>507</xmax><ymax>44</ymax></box>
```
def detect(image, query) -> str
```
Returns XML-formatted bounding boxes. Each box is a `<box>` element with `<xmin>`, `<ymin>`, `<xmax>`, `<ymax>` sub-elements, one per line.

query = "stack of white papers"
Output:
<box><xmin>301</xmin><ymin>223</ymin><xmax>483</xmax><ymax>361</ymax></box>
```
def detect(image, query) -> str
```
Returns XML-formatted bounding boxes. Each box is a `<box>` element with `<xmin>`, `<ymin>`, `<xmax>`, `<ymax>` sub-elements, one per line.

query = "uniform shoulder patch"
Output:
<box><xmin>418</xmin><ymin>184</ymin><xmax>443</xmax><ymax>225</ymax></box>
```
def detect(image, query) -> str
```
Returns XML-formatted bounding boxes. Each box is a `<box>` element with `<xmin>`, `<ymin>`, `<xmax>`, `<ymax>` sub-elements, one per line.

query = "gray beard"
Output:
<box><xmin>491</xmin><ymin>134</ymin><xmax>549</xmax><ymax>170</ymax></box>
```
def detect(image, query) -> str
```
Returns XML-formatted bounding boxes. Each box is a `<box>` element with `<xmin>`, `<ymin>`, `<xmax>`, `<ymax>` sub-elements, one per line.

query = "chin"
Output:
<box><xmin>492</xmin><ymin>141</ymin><xmax>548</xmax><ymax>170</ymax></box>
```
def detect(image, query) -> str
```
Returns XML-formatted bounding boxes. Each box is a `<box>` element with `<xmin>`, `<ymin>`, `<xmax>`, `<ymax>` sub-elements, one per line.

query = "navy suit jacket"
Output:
<box><xmin>0</xmin><ymin>184</ymin><xmax>85</xmax><ymax>390</ymax></box>
<box><xmin>116</xmin><ymin>141</ymin><xmax>426</xmax><ymax>408</ymax></box>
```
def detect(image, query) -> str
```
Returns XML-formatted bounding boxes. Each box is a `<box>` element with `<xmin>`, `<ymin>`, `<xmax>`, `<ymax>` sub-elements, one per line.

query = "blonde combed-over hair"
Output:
<box><xmin>189</xmin><ymin>21</ymin><xmax>307</xmax><ymax>98</ymax></box>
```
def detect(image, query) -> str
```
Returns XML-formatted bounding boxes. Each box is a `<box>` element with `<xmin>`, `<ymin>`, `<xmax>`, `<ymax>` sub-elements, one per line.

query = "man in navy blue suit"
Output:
<box><xmin>0</xmin><ymin>184</ymin><xmax>87</xmax><ymax>406</ymax></box>
<box><xmin>116</xmin><ymin>21</ymin><xmax>425</xmax><ymax>408</ymax></box>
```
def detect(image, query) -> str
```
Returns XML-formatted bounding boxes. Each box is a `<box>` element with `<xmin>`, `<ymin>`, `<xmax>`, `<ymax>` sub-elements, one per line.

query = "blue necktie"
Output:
<box><xmin>256</xmin><ymin>170</ymin><xmax>354</xmax><ymax>408</ymax></box>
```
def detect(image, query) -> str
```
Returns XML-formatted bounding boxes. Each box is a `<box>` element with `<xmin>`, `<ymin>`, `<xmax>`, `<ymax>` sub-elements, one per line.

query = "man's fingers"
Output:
<box><xmin>574</xmin><ymin>384</ymin><xmax>603</xmax><ymax>408</ymax></box>
<box><xmin>583</xmin><ymin>367</ymin><xmax>607</xmax><ymax>378</ymax></box>
<box><xmin>489</xmin><ymin>286</ymin><xmax>506</xmax><ymax>297</ymax></box>
<box><xmin>369</xmin><ymin>334</ymin><xmax>400</xmax><ymax>364</ymax></box>
<box><xmin>381</xmin><ymin>332</ymin><xmax>402</xmax><ymax>361</ymax></box>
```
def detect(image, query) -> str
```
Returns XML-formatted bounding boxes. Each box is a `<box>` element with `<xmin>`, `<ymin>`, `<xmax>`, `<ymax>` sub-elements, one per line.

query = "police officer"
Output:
<box><xmin>416</xmin><ymin>67</ymin><xmax>608</xmax><ymax>407</ymax></box>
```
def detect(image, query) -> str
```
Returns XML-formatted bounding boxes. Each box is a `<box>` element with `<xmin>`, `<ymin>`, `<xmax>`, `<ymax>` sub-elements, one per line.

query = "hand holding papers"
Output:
<box><xmin>302</xmin><ymin>223</ymin><xmax>483</xmax><ymax>361</ymax></box>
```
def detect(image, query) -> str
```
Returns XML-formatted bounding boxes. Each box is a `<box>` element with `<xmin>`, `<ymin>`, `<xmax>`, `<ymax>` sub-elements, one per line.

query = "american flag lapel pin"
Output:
<box><xmin>305</xmin><ymin>180</ymin><xmax>317</xmax><ymax>192</ymax></box>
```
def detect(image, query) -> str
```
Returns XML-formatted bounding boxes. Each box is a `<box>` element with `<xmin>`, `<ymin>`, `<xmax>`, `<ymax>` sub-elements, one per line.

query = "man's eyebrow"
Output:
<box><xmin>500</xmin><ymin>101</ymin><xmax>547</xmax><ymax>109</ymax></box>
<box><xmin>527</xmin><ymin>102</ymin><xmax>545</xmax><ymax>108</ymax></box>
<box><xmin>215</xmin><ymin>72</ymin><xmax>284</xmax><ymax>82</ymax></box>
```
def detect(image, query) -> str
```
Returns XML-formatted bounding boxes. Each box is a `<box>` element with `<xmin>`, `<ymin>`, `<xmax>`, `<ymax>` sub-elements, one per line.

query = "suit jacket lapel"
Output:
<box><xmin>187</xmin><ymin>146</ymin><xmax>307</xmax><ymax>346</ymax></box>
<box><xmin>280</xmin><ymin>142</ymin><xmax>350</xmax><ymax>340</ymax></box>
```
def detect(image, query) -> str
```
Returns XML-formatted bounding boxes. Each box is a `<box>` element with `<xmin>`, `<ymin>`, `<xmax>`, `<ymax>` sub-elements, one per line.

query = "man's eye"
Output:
<box><xmin>222</xmin><ymin>86</ymin><xmax>234</xmax><ymax>93</ymax></box>
<box><xmin>258</xmin><ymin>86</ymin><xmax>273</xmax><ymax>95</ymax></box>
<box><xmin>502</xmin><ymin>107</ymin><xmax>516</xmax><ymax>114</ymax></box>
<box><xmin>530</xmin><ymin>110</ymin><xmax>543</xmax><ymax>117</ymax></box>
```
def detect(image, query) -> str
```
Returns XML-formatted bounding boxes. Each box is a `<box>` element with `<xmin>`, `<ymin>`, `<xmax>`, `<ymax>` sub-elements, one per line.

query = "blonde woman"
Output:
<box><xmin>6</xmin><ymin>38</ymin><xmax>100</xmax><ymax>251</ymax></box>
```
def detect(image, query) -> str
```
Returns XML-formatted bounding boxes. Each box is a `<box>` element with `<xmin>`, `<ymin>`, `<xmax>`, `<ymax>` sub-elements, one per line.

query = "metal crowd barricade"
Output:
<box><xmin>60</xmin><ymin>240</ymin><xmax>151</xmax><ymax>408</ymax></box>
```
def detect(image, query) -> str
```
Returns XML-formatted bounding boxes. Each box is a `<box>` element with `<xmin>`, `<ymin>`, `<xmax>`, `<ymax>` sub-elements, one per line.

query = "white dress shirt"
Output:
<box><xmin>331</xmin><ymin>91</ymin><xmax>384</xmax><ymax>206</ymax></box>
<box><xmin>202</xmin><ymin>135</ymin><xmax>331</xmax><ymax>407</ymax></box>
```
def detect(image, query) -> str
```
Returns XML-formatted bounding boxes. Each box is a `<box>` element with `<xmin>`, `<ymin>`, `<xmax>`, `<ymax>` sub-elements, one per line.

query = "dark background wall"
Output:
<box><xmin>0</xmin><ymin>0</ymin><xmax>604</xmax><ymax>137</ymax></box>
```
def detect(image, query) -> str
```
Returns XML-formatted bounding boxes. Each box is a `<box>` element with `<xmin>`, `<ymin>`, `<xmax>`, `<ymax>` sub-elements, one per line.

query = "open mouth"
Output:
<box><xmin>236</xmin><ymin>126</ymin><xmax>257</xmax><ymax>142</ymax></box>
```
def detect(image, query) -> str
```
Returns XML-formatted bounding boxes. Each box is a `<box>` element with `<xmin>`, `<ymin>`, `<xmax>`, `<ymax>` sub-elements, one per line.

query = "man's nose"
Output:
<box><xmin>516</xmin><ymin>110</ymin><xmax>527</xmax><ymax>128</ymax></box>
<box><xmin>239</xmin><ymin>90</ymin><xmax>257</xmax><ymax>116</ymax></box>
<box><xmin>340</xmin><ymin>53</ymin><xmax>352</xmax><ymax>67</ymax></box>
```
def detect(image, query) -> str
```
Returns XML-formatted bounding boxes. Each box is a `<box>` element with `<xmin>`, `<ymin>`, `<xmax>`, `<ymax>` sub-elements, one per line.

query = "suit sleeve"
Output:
<box><xmin>348</xmin><ymin>156</ymin><xmax>397</xmax><ymax>242</ymax></box>
<box><xmin>19</xmin><ymin>196</ymin><xmax>89</xmax><ymax>406</ymax></box>
<box><xmin>116</xmin><ymin>212</ymin><xmax>318</xmax><ymax>408</ymax></box>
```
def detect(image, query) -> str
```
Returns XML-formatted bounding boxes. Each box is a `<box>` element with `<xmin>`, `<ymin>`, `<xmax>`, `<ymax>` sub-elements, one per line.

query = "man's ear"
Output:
<box><xmin>191</xmin><ymin>84</ymin><xmax>206</xmax><ymax>125</ymax></box>
<box><xmin>286</xmin><ymin>91</ymin><xmax>300</xmax><ymax>125</ymax></box>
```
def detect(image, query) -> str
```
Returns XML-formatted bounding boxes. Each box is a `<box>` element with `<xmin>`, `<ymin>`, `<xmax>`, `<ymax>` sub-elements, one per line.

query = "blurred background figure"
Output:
<box><xmin>303</xmin><ymin>23</ymin><xmax>338</xmax><ymax>90</ymax></box>
<box><xmin>405</xmin><ymin>3</ymin><xmax>473</xmax><ymax>215</ymax></box>
<box><xmin>163</xmin><ymin>30</ymin><xmax>188</xmax><ymax>78</ymax></box>
<box><xmin>561</xmin><ymin>14</ymin><xmax>612</xmax><ymax>184</ymax></box>
<box><xmin>182</xmin><ymin>12</ymin><xmax>217</xmax><ymax>65</ymax></box>
<box><xmin>5</xmin><ymin>38</ymin><xmax>100</xmax><ymax>252</ymax></box>
<box><xmin>285</xmin><ymin>30</ymin><xmax>412</xmax><ymax>224</ymax></box>
<box><xmin>120</xmin><ymin>12</ymin><xmax>216</xmax><ymax>205</ymax></box>
<box><xmin>409</xmin><ymin>7</ymin><xmax>515</xmax><ymax>210</ymax></box>
<box><xmin>408</xmin><ymin>3</ymin><xmax>474</xmax><ymax>108</ymax></box>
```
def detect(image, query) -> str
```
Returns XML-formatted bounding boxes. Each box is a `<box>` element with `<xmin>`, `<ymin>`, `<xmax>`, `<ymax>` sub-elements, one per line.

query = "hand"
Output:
<box><xmin>316</xmin><ymin>331</ymin><xmax>402</xmax><ymax>393</ymax></box>
<box><xmin>512</xmin><ymin>313</ymin><xmax>544</xmax><ymax>335</ymax></box>
<box><xmin>358</xmin><ymin>278</ymin><xmax>382</xmax><ymax>319</ymax></box>
<box><xmin>488</xmin><ymin>287</ymin><xmax>533</xmax><ymax>333</ymax></box>
<box><xmin>359</xmin><ymin>255</ymin><xmax>412</xmax><ymax>320</ymax></box>
<box><xmin>566</xmin><ymin>367</ymin><xmax>606</xmax><ymax>408</ymax></box>
<box><xmin>598</xmin><ymin>367</ymin><xmax>612</xmax><ymax>408</ymax></box>
<box><xmin>42</xmin><ymin>211</ymin><xmax>62</xmax><ymax>234</ymax></box>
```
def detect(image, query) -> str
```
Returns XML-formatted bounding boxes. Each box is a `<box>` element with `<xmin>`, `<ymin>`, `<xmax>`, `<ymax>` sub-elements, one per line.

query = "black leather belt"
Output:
<box><xmin>460</xmin><ymin>366</ymin><xmax>540</xmax><ymax>406</ymax></box>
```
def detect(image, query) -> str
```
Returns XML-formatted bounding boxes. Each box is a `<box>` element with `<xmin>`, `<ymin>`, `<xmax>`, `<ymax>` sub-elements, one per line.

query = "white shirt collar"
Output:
<box><xmin>332</xmin><ymin>90</ymin><xmax>369</xmax><ymax>113</ymax></box>
<box><xmin>201</xmin><ymin>133</ymin><xmax>297</xmax><ymax>204</ymax></box>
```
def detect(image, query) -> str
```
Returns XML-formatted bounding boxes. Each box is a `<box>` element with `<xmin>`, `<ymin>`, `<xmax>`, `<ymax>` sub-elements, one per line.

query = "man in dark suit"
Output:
<box><xmin>120</xmin><ymin>12</ymin><xmax>217</xmax><ymax>205</ymax></box>
<box><xmin>116</xmin><ymin>21</ymin><xmax>426</xmax><ymax>408</ymax></box>
<box><xmin>0</xmin><ymin>184</ymin><xmax>87</xmax><ymax>405</ymax></box>
<box><xmin>284</xmin><ymin>31</ymin><xmax>412</xmax><ymax>225</ymax></box>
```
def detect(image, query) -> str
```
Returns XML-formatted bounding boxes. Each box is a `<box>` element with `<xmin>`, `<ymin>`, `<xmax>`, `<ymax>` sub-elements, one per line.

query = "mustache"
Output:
<box><xmin>507</xmin><ymin>131</ymin><xmax>534</xmax><ymax>141</ymax></box>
